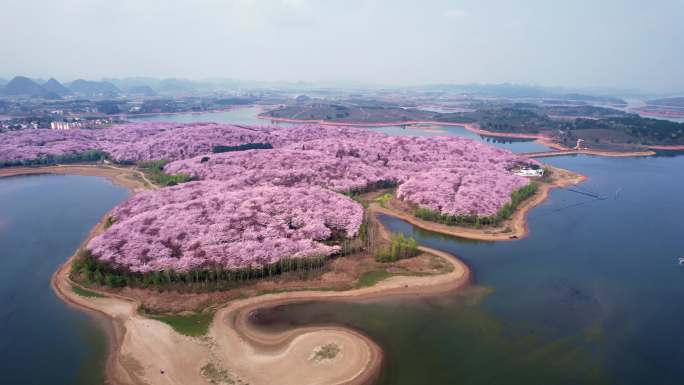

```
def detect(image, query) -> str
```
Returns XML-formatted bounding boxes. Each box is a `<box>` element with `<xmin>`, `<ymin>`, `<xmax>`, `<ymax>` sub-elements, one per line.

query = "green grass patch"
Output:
<box><xmin>356</xmin><ymin>270</ymin><xmax>393</xmax><ymax>288</ymax></box>
<box><xmin>71</xmin><ymin>284</ymin><xmax>106</xmax><ymax>298</ymax></box>
<box><xmin>137</xmin><ymin>159</ymin><xmax>192</xmax><ymax>187</ymax></box>
<box><xmin>147</xmin><ymin>311</ymin><xmax>215</xmax><ymax>337</ymax></box>
<box><xmin>375</xmin><ymin>233</ymin><xmax>419</xmax><ymax>262</ymax></box>
<box><xmin>312</xmin><ymin>343</ymin><xmax>341</xmax><ymax>361</ymax></box>
<box><xmin>374</xmin><ymin>193</ymin><xmax>393</xmax><ymax>208</ymax></box>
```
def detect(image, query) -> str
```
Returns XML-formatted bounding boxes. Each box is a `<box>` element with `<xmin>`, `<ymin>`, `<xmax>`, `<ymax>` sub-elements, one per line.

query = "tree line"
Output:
<box><xmin>414</xmin><ymin>182</ymin><xmax>538</xmax><ymax>227</ymax></box>
<box><xmin>0</xmin><ymin>149</ymin><xmax>107</xmax><ymax>168</ymax></box>
<box><xmin>73</xmin><ymin>211</ymin><xmax>377</xmax><ymax>291</ymax></box>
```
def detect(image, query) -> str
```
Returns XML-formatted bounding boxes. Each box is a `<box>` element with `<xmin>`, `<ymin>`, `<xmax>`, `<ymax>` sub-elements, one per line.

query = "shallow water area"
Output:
<box><xmin>250</xmin><ymin>154</ymin><xmax>684</xmax><ymax>385</ymax></box>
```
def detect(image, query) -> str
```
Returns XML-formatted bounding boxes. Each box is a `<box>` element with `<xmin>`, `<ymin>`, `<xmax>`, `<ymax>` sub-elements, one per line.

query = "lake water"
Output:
<box><xmin>131</xmin><ymin>107</ymin><xmax>549</xmax><ymax>153</ymax></box>
<box><xmin>4</xmin><ymin>120</ymin><xmax>677</xmax><ymax>384</ymax></box>
<box><xmin>0</xmin><ymin>174</ymin><xmax>129</xmax><ymax>385</ymax></box>
<box><xmin>250</xmin><ymin>154</ymin><xmax>684</xmax><ymax>385</ymax></box>
<box><xmin>369</xmin><ymin>125</ymin><xmax>549</xmax><ymax>152</ymax></box>
<box><xmin>130</xmin><ymin>106</ymin><xmax>277</xmax><ymax>126</ymax></box>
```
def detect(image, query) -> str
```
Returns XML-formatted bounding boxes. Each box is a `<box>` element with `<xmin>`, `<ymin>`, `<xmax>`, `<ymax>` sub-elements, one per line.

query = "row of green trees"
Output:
<box><xmin>414</xmin><ymin>182</ymin><xmax>539</xmax><ymax>227</ymax></box>
<box><xmin>72</xmin><ymin>248</ymin><xmax>330</xmax><ymax>291</ymax></box>
<box><xmin>0</xmin><ymin>149</ymin><xmax>107</xmax><ymax>168</ymax></box>
<box><xmin>375</xmin><ymin>233</ymin><xmax>419</xmax><ymax>262</ymax></box>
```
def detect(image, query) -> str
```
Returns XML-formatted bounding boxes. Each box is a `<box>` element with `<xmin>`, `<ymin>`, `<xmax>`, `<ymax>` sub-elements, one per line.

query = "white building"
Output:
<box><xmin>514</xmin><ymin>167</ymin><xmax>544</xmax><ymax>177</ymax></box>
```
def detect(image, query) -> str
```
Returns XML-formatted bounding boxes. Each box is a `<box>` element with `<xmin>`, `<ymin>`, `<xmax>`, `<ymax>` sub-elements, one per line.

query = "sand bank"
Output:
<box><xmin>52</xmin><ymin>233</ymin><xmax>468</xmax><ymax>385</ymax></box>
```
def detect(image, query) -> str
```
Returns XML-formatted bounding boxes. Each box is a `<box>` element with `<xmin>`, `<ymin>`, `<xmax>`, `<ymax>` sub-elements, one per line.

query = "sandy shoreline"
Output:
<box><xmin>51</xmin><ymin>215</ymin><xmax>469</xmax><ymax>385</ymax></box>
<box><xmin>647</xmin><ymin>144</ymin><xmax>684</xmax><ymax>150</ymax></box>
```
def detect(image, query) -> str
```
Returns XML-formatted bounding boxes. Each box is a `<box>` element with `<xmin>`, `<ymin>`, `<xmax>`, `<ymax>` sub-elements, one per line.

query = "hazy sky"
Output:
<box><xmin>2</xmin><ymin>0</ymin><xmax>682</xmax><ymax>92</ymax></box>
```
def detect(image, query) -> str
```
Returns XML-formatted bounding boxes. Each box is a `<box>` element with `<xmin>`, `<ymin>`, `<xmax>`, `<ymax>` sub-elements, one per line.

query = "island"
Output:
<box><xmin>260</xmin><ymin>102</ymin><xmax>684</xmax><ymax>155</ymax></box>
<box><xmin>0</xmin><ymin>121</ymin><xmax>584</xmax><ymax>385</ymax></box>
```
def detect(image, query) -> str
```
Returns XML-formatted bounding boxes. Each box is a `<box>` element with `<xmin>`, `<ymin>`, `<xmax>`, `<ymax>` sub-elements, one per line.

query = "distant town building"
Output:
<box><xmin>51</xmin><ymin>121</ymin><xmax>82</xmax><ymax>130</ymax></box>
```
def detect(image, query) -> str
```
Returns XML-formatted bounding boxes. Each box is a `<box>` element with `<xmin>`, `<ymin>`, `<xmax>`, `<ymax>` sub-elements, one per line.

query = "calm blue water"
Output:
<box><xmin>131</xmin><ymin>107</ymin><xmax>548</xmax><ymax>153</ymax></box>
<box><xmin>0</xmin><ymin>174</ymin><xmax>129</xmax><ymax>385</ymax></box>
<box><xmin>251</xmin><ymin>154</ymin><xmax>684</xmax><ymax>385</ymax></box>
<box><xmin>130</xmin><ymin>106</ymin><xmax>283</xmax><ymax>126</ymax></box>
<box><xmin>369</xmin><ymin>125</ymin><xmax>549</xmax><ymax>152</ymax></box>
<box><xmin>1</xmin><ymin>153</ymin><xmax>682</xmax><ymax>384</ymax></box>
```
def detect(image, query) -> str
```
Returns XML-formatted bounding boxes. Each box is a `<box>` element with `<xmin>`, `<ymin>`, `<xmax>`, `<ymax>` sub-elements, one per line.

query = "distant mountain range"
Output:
<box><xmin>647</xmin><ymin>97</ymin><xmax>684</xmax><ymax>108</ymax></box>
<box><xmin>43</xmin><ymin>78</ymin><xmax>72</xmax><ymax>96</ymax></box>
<box><xmin>2</xmin><ymin>76</ymin><xmax>61</xmax><ymax>99</ymax></box>
<box><xmin>67</xmin><ymin>79</ymin><xmax>120</xmax><ymax>97</ymax></box>
<box><xmin>0</xmin><ymin>76</ymin><xmax>121</xmax><ymax>99</ymax></box>
<box><xmin>1</xmin><ymin>75</ymin><xmax>678</xmax><ymax>102</ymax></box>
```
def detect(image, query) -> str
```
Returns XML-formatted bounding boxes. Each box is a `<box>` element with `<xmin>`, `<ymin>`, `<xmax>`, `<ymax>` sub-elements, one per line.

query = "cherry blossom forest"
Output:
<box><xmin>0</xmin><ymin>122</ymin><xmax>537</xmax><ymax>273</ymax></box>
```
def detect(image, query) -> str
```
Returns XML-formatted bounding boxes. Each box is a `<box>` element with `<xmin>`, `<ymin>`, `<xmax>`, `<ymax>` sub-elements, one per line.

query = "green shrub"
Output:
<box><xmin>375</xmin><ymin>233</ymin><xmax>419</xmax><ymax>262</ymax></box>
<box><xmin>137</xmin><ymin>160</ymin><xmax>192</xmax><ymax>186</ymax></box>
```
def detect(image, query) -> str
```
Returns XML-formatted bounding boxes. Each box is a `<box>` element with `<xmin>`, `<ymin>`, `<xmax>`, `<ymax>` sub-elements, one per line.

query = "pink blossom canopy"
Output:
<box><xmin>87</xmin><ymin>182</ymin><xmax>363</xmax><ymax>273</ymax></box>
<box><xmin>2</xmin><ymin>121</ymin><xmax>541</xmax><ymax>272</ymax></box>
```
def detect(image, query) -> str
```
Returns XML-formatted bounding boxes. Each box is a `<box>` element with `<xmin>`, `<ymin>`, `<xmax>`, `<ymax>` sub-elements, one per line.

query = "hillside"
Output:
<box><xmin>68</xmin><ymin>79</ymin><xmax>120</xmax><ymax>97</ymax></box>
<box><xmin>647</xmin><ymin>97</ymin><xmax>684</xmax><ymax>108</ymax></box>
<box><xmin>1</xmin><ymin>76</ymin><xmax>59</xmax><ymax>98</ymax></box>
<box><xmin>43</xmin><ymin>78</ymin><xmax>72</xmax><ymax>96</ymax></box>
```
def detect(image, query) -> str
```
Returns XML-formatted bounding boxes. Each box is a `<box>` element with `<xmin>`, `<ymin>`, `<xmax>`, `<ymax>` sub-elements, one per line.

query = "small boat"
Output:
<box><xmin>679</xmin><ymin>257</ymin><xmax>684</xmax><ymax>266</ymax></box>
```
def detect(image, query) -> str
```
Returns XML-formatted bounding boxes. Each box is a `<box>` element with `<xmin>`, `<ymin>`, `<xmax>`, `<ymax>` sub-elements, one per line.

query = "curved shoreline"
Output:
<box><xmin>52</xmin><ymin>220</ymin><xmax>469</xmax><ymax>385</ymax></box>
<box><xmin>0</xmin><ymin>164</ymin><xmax>156</xmax><ymax>192</ymax></box>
